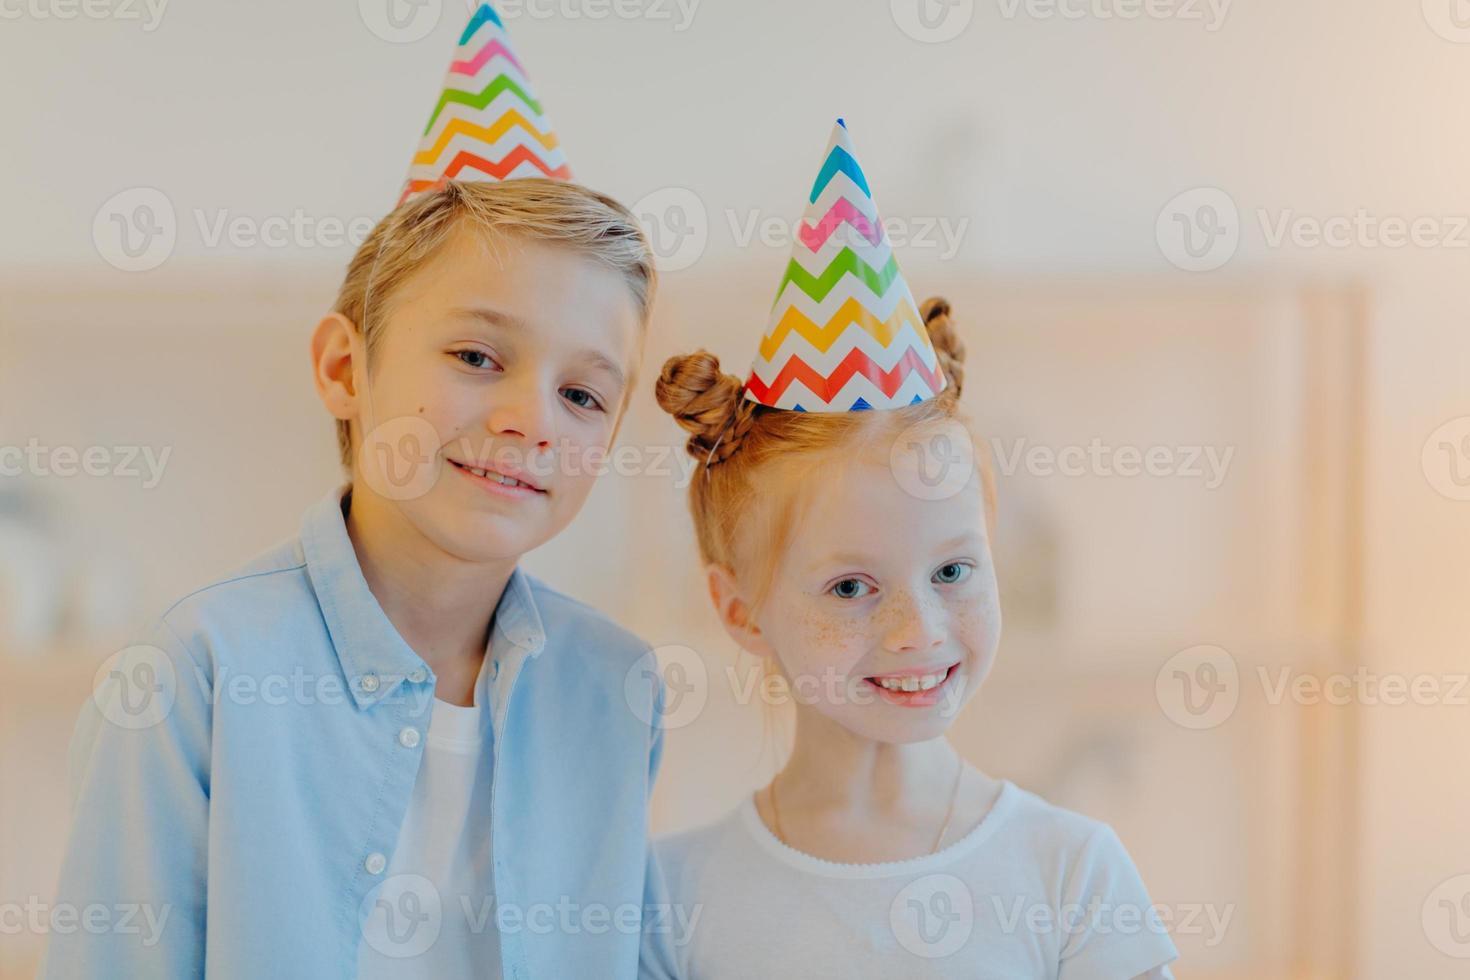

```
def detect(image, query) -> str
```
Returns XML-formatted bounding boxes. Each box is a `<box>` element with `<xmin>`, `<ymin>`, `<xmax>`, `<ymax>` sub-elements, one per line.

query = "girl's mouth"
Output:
<box><xmin>862</xmin><ymin>662</ymin><xmax>961</xmax><ymax>708</ymax></box>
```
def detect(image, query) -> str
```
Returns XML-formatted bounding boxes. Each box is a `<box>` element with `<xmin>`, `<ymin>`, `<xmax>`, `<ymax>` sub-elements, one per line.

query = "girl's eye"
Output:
<box><xmin>454</xmin><ymin>350</ymin><xmax>498</xmax><ymax>370</ymax></box>
<box><xmin>829</xmin><ymin>578</ymin><xmax>873</xmax><ymax>600</ymax></box>
<box><xmin>933</xmin><ymin>562</ymin><xmax>973</xmax><ymax>585</ymax></box>
<box><xmin>561</xmin><ymin>387</ymin><xmax>606</xmax><ymax>413</ymax></box>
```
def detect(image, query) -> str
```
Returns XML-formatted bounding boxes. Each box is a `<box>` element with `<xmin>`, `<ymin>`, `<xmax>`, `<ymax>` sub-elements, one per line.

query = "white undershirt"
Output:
<box><xmin>357</xmin><ymin>649</ymin><xmax>500</xmax><ymax>980</ymax></box>
<box><xmin>652</xmin><ymin>780</ymin><xmax>1179</xmax><ymax>980</ymax></box>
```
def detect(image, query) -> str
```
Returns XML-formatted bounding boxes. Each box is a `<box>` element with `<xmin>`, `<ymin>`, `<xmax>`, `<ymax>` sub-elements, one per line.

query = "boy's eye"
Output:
<box><xmin>454</xmin><ymin>350</ymin><xmax>498</xmax><ymax>370</ymax></box>
<box><xmin>933</xmin><ymin>562</ymin><xmax>973</xmax><ymax>585</ymax></box>
<box><xmin>560</xmin><ymin>387</ymin><xmax>606</xmax><ymax>412</ymax></box>
<box><xmin>829</xmin><ymin>578</ymin><xmax>873</xmax><ymax>600</ymax></box>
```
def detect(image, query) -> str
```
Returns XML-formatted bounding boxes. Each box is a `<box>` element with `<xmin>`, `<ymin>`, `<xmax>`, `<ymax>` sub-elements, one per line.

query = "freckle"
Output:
<box><xmin>417</xmin><ymin>406</ymin><xmax>425</xmax><ymax>413</ymax></box>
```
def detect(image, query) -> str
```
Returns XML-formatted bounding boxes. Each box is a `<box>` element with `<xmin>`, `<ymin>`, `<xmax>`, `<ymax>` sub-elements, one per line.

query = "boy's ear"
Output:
<box><xmin>311</xmin><ymin>312</ymin><xmax>361</xmax><ymax>425</ymax></box>
<box><xmin>706</xmin><ymin>564</ymin><xmax>775</xmax><ymax>660</ymax></box>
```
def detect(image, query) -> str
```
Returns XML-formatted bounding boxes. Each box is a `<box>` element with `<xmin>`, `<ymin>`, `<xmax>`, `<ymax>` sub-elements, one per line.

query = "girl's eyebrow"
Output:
<box><xmin>576</xmin><ymin>350</ymin><xmax>627</xmax><ymax>392</ymax></box>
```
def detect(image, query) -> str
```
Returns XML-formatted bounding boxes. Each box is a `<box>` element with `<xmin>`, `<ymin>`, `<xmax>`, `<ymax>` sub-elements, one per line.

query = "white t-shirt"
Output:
<box><xmin>652</xmin><ymin>780</ymin><xmax>1179</xmax><ymax>980</ymax></box>
<box><xmin>357</xmin><ymin>649</ymin><xmax>500</xmax><ymax>979</ymax></box>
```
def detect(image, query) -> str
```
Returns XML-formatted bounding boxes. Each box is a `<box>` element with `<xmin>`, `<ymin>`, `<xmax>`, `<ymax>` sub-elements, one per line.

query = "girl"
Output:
<box><xmin>644</xmin><ymin>120</ymin><xmax>1178</xmax><ymax>979</ymax></box>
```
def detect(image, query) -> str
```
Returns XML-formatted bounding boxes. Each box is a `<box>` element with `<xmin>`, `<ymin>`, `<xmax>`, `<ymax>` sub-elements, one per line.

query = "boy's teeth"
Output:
<box><xmin>460</xmin><ymin>462</ymin><xmax>530</xmax><ymax>489</ymax></box>
<box><xmin>873</xmin><ymin>671</ymin><xmax>946</xmax><ymax>692</ymax></box>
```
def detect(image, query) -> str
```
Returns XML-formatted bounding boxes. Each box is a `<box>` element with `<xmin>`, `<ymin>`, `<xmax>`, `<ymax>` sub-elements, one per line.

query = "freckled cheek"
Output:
<box><xmin>952</xmin><ymin>602</ymin><xmax>1000</xmax><ymax>664</ymax></box>
<box><xmin>782</xmin><ymin>606</ymin><xmax>872</xmax><ymax>677</ymax></box>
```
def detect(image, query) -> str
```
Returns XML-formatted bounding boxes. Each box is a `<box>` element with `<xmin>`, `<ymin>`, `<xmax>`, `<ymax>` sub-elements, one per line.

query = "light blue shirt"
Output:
<box><xmin>41</xmin><ymin>485</ymin><xmax>665</xmax><ymax>980</ymax></box>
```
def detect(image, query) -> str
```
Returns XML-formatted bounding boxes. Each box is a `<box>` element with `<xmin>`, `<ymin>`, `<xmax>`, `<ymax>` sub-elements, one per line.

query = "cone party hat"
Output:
<box><xmin>399</xmin><ymin>2</ymin><xmax>571</xmax><ymax>205</ymax></box>
<box><xmin>742</xmin><ymin>119</ymin><xmax>946</xmax><ymax>412</ymax></box>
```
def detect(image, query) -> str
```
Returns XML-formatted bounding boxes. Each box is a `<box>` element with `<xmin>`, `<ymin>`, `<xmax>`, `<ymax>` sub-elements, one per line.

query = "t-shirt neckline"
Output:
<box><xmin>737</xmin><ymin>778</ymin><xmax>1016</xmax><ymax>880</ymax></box>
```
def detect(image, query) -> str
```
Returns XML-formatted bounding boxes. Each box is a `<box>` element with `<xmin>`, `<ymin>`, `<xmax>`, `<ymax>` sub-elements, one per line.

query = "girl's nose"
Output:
<box><xmin>880</xmin><ymin>589</ymin><xmax>947</xmax><ymax>655</ymax></box>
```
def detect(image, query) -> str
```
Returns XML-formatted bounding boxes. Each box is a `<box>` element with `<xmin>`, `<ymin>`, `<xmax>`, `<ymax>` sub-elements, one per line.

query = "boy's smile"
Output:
<box><xmin>340</xmin><ymin>224</ymin><xmax>641</xmax><ymax>566</ymax></box>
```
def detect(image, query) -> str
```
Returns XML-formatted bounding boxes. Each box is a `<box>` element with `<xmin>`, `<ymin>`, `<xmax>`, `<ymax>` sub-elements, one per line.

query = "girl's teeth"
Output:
<box><xmin>874</xmin><ymin>672</ymin><xmax>946</xmax><ymax>692</ymax></box>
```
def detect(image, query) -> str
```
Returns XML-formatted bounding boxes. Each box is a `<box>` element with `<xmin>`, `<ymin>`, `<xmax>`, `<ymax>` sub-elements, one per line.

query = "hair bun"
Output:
<box><xmin>919</xmin><ymin>296</ymin><xmax>966</xmax><ymax>397</ymax></box>
<box><xmin>655</xmin><ymin>351</ymin><xmax>756</xmax><ymax>464</ymax></box>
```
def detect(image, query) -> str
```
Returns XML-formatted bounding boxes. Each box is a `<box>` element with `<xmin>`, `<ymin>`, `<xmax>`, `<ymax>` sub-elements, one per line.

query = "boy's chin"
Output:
<box><xmin>415</xmin><ymin>507</ymin><xmax>556</xmax><ymax>566</ymax></box>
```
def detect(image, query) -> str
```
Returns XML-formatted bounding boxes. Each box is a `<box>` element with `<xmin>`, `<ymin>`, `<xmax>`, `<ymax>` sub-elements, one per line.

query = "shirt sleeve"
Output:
<box><xmin>38</xmin><ymin>619</ymin><xmax>212</xmax><ymax>979</ymax></box>
<box><xmin>1055</xmin><ymin>824</ymin><xmax>1179</xmax><ymax>980</ymax></box>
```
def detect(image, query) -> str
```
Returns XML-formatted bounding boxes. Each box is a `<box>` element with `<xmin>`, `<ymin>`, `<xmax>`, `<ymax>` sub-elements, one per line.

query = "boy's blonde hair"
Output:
<box><xmin>331</xmin><ymin>178</ymin><xmax>657</xmax><ymax>467</ymax></box>
<box><xmin>654</xmin><ymin>298</ymin><xmax>995</xmax><ymax>614</ymax></box>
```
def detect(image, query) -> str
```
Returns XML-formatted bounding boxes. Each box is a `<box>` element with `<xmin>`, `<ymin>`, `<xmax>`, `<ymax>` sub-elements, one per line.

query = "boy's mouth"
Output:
<box><xmin>447</xmin><ymin>458</ymin><xmax>548</xmax><ymax>496</ymax></box>
<box><xmin>862</xmin><ymin>662</ymin><xmax>961</xmax><ymax>707</ymax></box>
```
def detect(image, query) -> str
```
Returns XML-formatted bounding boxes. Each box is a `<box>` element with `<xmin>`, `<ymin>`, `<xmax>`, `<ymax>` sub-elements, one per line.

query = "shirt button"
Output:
<box><xmin>408</xmin><ymin>667</ymin><xmax>427</xmax><ymax>684</ymax></box>
<box><xmin>398</xmin><ymin>726</ymin><xmax>421</xmax><ymax>748</ymax></box>
<box><xmin>359</xmin><ymin>673</ymin><xmax>380</xmax><ymax>693</ymax></box>
<box><xmin>365</xmin><ymin>852</ymin><xmax>386</xmax><ymax>875</ymax></box>
<box><xmin>492</xmin><ymin>661</ymin><xmax>500</xmax><ymax>679</ymax></box>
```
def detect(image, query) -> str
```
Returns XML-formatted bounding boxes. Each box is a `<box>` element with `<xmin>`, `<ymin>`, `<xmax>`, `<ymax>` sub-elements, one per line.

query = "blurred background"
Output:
<box><xmin>2</xmin><ymin>0</ymin><xmax>1469</xmax><ymax>976</ymax></box>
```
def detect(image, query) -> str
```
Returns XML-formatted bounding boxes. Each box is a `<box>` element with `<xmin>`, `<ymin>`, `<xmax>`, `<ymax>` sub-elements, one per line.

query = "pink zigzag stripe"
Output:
<box><xmin>799</xmin><ymin>198</ymin><xmax>882</xmax><ymax>253</ymax></box>
<box><xmin>450</xmin><ymin>40</ymin><xmax>525</xmax><ymax>78</ymax></box>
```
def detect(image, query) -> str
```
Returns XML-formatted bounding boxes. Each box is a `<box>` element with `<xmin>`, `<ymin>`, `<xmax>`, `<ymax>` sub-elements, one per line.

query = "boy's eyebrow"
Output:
<box><xmin>450</xmin><ymin>306</ymin><xmax>526</xmax><ymax>331</ymax></box>
<box><xmin>576</xmin><ymin>350</ymin><xmax>628</xmax><ymax>392</ymax></box>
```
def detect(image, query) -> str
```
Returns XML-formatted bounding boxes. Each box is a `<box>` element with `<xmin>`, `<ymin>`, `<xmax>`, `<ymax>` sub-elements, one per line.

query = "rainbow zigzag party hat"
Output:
<box><xmin>743</xmin><ymin>119</ymin><xmax>946</xmax><ymax>412</ymax></box>
<box><xmin>399</xmin><ymin>2</ymin><xmax>571</xmax><ymax>205</ymax></box>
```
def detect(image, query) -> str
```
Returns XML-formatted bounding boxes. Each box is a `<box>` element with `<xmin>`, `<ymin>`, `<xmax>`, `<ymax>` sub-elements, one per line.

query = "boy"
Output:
<box><xmin>42</xmin><ymin>6</ymin><xmax>665</xmax><ymax>979</ymax></box>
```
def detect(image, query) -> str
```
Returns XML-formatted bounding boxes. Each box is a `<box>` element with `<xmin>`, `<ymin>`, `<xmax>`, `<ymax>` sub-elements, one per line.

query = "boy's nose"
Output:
<box><xmin>484</xmin><ymin>380</ymin><xmax>556</xmax><ymax>450</ymax></box>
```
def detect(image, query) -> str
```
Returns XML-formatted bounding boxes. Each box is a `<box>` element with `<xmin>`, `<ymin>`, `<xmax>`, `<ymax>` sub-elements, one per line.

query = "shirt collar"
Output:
<box><xmin>301</xmin><ymin>484</ymin><xmax>547</xmax><ymax>711</ymax></box>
